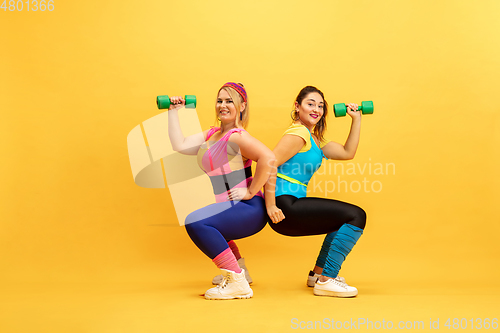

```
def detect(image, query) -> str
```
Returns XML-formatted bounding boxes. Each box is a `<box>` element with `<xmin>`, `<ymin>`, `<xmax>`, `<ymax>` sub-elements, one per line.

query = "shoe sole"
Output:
<box><xmin>308</xmin><ymin>277</ymin><xmax>346</xmax><ymax>287</ymax></box>
<box><xmin>213</xmin><ymin>281</ymin><xmax>253</xmax><ymax>285</ymax></box>
<box><xmin>313</xmin><ymin>288</ymin><xmax>358</xmax><ymax>298</ymax></box>
<box><xmin>205</xmin><ymin>292</ymin><xmax>253</xmax><ymax>300</ymax></box>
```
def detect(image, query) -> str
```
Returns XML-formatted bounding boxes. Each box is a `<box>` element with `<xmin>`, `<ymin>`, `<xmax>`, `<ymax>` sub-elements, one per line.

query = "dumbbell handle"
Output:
<box><xmin>156</xmin><ymin>95</ymin><xmax>197</xmax><ymax>110</ymax></box>
<box><xmin>338</xmin><ymin>103</ymin><xmax>366</xmax><ymax>110</ymax></box>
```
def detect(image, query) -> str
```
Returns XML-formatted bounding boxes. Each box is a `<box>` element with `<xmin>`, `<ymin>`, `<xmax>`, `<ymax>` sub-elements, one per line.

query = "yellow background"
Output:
<box><xmin>1</xmin><ymin>0</ymin><xmax>499</xmax><ymax>332</ymax></box>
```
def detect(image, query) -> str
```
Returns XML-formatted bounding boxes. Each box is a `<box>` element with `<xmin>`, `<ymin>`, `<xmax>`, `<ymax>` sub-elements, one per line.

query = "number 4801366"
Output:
<box><xmin>1</xmin><ymin>0</ymin><xmax>54</xmax><ymax>11</ymax></box>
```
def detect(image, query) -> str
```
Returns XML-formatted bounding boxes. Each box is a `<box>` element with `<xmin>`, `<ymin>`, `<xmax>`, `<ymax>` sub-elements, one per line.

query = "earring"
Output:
<box><xmin>290</xmin><ymin>110</ymin><xmax>299</xmax><ymax>121</ymax></box>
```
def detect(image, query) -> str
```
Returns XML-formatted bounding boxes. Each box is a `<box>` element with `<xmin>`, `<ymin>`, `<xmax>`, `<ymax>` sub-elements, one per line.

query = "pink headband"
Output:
<box><xmin>220</xmin><ymin>82</ymin><xmax>247</xmax><ymax>103</ymax></box>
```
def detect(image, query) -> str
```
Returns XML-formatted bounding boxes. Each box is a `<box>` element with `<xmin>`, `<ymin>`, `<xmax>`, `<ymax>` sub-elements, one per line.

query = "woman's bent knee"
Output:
<box><xmin>349</xmin><ymin>206</ymin><xmax>366</xmax><ymax>230</ymax></box>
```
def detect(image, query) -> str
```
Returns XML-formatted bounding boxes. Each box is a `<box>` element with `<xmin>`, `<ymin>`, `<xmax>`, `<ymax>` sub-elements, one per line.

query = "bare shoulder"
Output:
<box><xmin>228</xmin><ymin>129</ymin><xmax>252</xmax><ymax>143</ymax></box>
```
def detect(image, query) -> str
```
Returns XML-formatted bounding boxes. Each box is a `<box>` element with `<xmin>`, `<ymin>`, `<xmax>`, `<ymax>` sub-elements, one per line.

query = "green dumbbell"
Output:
<box><xmin>156</xmin><ymin>95</ymin><xmax>197</xmax><ymax>109</ymax></box>
<box><xmin>333</xmin><ymin>101</ymin><xmax>374</xmax><ymax>117</ymax></box>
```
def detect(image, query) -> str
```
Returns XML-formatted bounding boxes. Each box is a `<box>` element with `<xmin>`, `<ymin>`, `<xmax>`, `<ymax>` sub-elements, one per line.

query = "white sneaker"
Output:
<box><xmin>205</xmin><ymin>269</ymin><xmax>253</xmax><ymax>300</ymax></box>
<box><xmin>313</xmin><ymin>277</ymin><xmax>358</xmax><ymax>297</ymax></box>
<box><xmin>212</xmin><ymin>258</ymin><xmax>252</xmax><ymax>285</ymax></box>
<box><xmin>307</xmin><ymin>270</ymin><xmax>346</xmax><ymax>287</ymax></box>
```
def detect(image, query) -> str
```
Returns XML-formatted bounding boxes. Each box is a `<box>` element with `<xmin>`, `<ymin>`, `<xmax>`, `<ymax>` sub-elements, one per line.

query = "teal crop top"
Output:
<box><xmin>275</xmin><ymin>124</ymin><xmax>325</xmax><ymax>198</ymax></box>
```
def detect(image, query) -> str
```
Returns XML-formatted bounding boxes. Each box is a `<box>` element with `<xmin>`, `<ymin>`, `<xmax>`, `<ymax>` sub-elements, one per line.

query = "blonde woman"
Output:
<box><xmin>168</xmin><ymin>82</ymin><xmax>274</xmax><ymax>300</ymax></box>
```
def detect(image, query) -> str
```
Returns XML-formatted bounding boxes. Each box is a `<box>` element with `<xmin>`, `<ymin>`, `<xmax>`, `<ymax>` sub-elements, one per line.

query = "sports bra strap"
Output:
<box><xmin>206</xmin><ymin>127</ymin><xmax>245</xmax><ymax>142</ymax></box>
<box><xmin>222</xmin><ymin>128</ymin><xmax>244</xmax><ymax>141</ymax></box>
<box><xmin>206</xmin><ymin>127</ymin><xmax>219</xmax><ymax>140</ymax></box>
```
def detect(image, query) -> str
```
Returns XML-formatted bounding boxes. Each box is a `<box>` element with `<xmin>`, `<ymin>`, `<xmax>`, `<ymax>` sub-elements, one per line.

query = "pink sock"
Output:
<box><xmin>227</xmin><ymin>240</ymin><xmax>242</xmax><ymax>260</ymax></box>
<box><xmin>212</xmin><ymin>248</ymin><xmax>242</xmax><ymax>273</ymax></box>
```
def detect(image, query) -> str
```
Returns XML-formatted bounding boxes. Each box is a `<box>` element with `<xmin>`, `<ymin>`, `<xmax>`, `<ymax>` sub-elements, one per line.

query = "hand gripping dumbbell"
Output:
<box><xmin>156</xmin><ymin>95</ymin><xmax>197</xmax><ymax>109</ymax></box>
<box><xmin>333</xmin><ymin>101</ymin><xmax>374</xmax><ymax>117</ymax></box>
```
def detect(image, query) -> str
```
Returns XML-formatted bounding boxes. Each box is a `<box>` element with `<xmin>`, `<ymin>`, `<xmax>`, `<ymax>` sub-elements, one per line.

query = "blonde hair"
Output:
<box><xmin>215</xmin><ymin>83</ymin><xmax>249</xmax><ymax>129</ymax></box>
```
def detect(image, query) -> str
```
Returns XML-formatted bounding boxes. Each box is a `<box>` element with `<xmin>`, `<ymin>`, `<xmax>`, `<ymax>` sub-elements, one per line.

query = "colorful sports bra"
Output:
<box><xmin>275</xmin><ymin>124</ymin><xmax>325</xmax><ymax>198</ymax></box>
<box><xmin>197</xmin><ymin>127</ymin><xmax>263</xmax><ymax>203</ymax></box>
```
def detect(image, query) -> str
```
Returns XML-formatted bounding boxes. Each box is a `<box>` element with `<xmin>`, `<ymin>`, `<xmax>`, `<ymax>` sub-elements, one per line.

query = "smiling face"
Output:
<box><xmin>216</xmin><ymin>88</ymin><xmax>246</xmax><ymax>127</ymax></box>
<box><xmin>217</xmin><ymin>89</ymin><xmax>238</xmax><ymax>124</ymax></box>
<box><xmin>294</xmin><ymin>92</ymin><xmax>324</xmax><ymax>129</ymax></box>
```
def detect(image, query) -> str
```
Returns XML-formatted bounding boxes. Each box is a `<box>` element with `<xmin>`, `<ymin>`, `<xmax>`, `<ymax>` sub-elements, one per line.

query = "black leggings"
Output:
<box><xmin>270</xmin><ymin>195</ymin><xmax>366</xmax><ymax>236</ymax></box>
